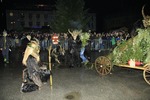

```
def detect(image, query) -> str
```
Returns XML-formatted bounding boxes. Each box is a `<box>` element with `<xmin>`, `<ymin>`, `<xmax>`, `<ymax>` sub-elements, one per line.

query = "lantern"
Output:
<box><xmin>52</xmin><ymin>34</ymin><xmax>59</xmax><ymax>44</ymax></box>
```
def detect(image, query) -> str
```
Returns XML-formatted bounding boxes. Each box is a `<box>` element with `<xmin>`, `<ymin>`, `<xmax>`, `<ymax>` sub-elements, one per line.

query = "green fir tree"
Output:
<box><xmin>51</xmin><ymin>0</ymin><xmax>91</xmax><ymax>33</ymax></box>
<box><xmin>109</xmin><ymin>27</ymin><xmax>150</xmax><ymax>65</ymax></box>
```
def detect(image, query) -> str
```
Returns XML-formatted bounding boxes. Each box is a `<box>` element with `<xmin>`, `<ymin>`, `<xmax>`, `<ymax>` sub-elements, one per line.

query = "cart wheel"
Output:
<box><xmin>95</xmin><ymin>56</ymin><xmax>112</xmax><ymax>75</ymax></box>
<box><xmin>143</xmin><ymin>64</ymin><xmax>150</xmax><ymax>85</ymax></box>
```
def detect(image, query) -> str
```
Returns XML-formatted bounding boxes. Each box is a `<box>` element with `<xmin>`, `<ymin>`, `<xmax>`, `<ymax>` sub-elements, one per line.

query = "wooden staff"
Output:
<box><xmin>47</xmin><ymin>45</ymin><xmax>52</xmax><ymax>86</ymax></box>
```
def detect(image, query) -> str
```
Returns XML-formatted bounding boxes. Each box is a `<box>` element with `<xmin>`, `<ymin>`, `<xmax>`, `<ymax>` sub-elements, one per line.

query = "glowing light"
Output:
<box><xmin>10</xmin><ymin>12</ymin><xmax>13</xmax><ymax>16</ymax></box>
<box><xmin>35</xmin><ymin>4</ymin><xmax>47</xmax><ymax>8</ymax></box>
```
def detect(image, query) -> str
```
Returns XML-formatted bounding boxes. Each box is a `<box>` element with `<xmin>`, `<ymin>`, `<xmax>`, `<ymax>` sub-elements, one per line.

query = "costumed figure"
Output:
<box><xmin>51</xmin><ymin>33</ymin><xmax>65</xmax><ymax>66</ymax></box>
<box><xmin>0</xmin><ymin>30</ymin><xmax>12</xmax><ymax>63</ymax></box>
<box><xmin>21</xmin><ymin>35</ymin><xmax>31</xmax><ymax>52</ymax></box>
<box><xmin>79</xmin><ymin>32</ymin><xmax>90</xmax><ymax>65</ymax></box>
<box><xmin>52</xmin><ymin>33</ymin><xmax>59</xmax><ymax>48</ymax></box>
<box><xmin>51</xmin><ymin>44</ymin><xmax>65</xmax><ymax>68</ymax></box>
<box><xmin>21</xmin><ymin>35</ymin><xmax>31</xmax><ymax>59</ymax></box>
<box><xmin>68</xmin><ymin>29</ymin><xmax>82</xmax><ymax>67</ymax></box>
<box><xmin>21</xmin><ymin>38</ymin><xmax>50</xmax><ymax>93</ymax></box>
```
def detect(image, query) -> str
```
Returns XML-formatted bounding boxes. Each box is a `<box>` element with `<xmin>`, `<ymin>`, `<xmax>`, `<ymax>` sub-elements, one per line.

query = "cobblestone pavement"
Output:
<box><xmin>0</xmin><ymin>50</ymin><xmax>150</xmax><ymax>100</ymax></box>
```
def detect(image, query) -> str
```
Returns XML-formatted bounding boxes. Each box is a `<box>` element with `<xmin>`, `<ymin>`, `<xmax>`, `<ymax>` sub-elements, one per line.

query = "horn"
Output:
<box><xmin>79</xmin><ymin>30</ymin><xmax>82</xmax><ymax>33</ymax></box>
<box><xmin>142</xmin><ymin>5</ymin><xmax>146</xmax><ymax>19</ymax></box>
<box><xmin>68</xmin><ymin>29</ymin><xmax>72</xmax><ymax>34</ymax></box>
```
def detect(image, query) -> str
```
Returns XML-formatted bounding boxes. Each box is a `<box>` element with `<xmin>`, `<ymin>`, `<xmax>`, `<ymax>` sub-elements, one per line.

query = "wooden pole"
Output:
<box><xmin>47</xmin><ymin>45</ymin><xmax>52</xmax><ymax>86</ymax></box>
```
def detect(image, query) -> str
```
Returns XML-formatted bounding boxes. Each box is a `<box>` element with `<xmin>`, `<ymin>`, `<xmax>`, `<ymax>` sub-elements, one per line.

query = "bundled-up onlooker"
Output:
<box><xmin>0</xmin><ymin>30</ymin><xmax>12</xmax><ymax>63</ymax></box>
<box><xmin>111</xmin><ymin>35</ymin><xmax>116</xmax><ymax>50</ymax></box>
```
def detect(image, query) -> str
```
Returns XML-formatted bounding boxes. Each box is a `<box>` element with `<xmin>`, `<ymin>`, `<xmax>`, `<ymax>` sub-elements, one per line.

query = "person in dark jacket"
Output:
<box><xmin>0</xmin><ymin>30</ymin><xmax>12</xmax><ymax>63</ymax></box>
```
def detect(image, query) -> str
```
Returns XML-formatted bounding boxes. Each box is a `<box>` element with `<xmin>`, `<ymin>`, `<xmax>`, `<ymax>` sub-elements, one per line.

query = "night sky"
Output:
<box><xmin>86</xmin><ymin>0</ymin><xmax>149</xmax><ymax>13</ymax></box>
<box><xmin>4</xmin><ymin>0</ymin><xmax>150</xmax><ymax>14</ymax></box>
<box><xmin>1</xmin><ymin>0</ymin><xmax>150</xmax><ymax>32</ymax></box>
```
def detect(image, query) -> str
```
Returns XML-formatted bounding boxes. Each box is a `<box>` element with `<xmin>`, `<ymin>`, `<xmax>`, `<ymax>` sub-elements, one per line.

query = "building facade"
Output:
<box><xmin>6</xmin><ymin>10</ymin><xmax>53</xmax><ymax>31</ymax></box>
<box><xmin>6</xmin><ymin>10</ymin><xmax>96</xmax><ymax>32</ymax></box>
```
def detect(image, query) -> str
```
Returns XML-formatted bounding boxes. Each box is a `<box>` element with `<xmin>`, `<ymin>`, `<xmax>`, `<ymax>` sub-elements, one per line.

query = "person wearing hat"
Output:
<box><xmin>22</xmin><ymin>37</ymin><xmax>42</xmax><ymax>90</ymax></box>
<box><xmin>0</xmin><ymin>30</ymin><xmax>12</xmax><ymax>63</ymax></box>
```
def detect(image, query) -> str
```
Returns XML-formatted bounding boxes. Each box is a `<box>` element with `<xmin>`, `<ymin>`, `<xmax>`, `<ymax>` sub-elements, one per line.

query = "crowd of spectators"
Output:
<box><xmin>0</xmin><ymin>29</ymin><xmax>131</xmax><ymax>52</ymax></box>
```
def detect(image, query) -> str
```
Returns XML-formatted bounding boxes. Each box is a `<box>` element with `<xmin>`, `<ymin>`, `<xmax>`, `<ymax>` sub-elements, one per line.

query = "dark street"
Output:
<box><xmin>0</xmin><ymin>49</ymin><xmax>150</xmax><ymax>100</ymax></box>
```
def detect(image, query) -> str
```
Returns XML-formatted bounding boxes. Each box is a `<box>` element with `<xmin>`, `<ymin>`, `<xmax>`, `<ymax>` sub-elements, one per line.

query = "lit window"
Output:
<box><xmin>10</xmin><ymin>12</ymin><xmax>13</xmax><ymax>16</ymax></box>
<box><xmin>11</xmin><ymin>21</ymin><xmax>15</xmax><ymax>24</ymax></box>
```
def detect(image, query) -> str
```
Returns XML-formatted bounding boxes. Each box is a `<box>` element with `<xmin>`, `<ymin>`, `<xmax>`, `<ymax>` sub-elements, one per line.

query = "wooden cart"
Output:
<box><xmin>95</xmin><ymin>56</ymin><xmax>150</xmax><ymax>85</ymax></box>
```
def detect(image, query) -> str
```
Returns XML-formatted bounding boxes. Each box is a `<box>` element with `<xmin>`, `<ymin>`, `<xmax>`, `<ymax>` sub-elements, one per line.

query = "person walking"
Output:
<box><xmin>0</xmin><ymin>30</ymin><xmax>12</xmax><ymax>63</ymax></box>
<box><xmin>79</xmin><ymin>32</ymin><xmax>90</xmax><ymax>65</ymax></box>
